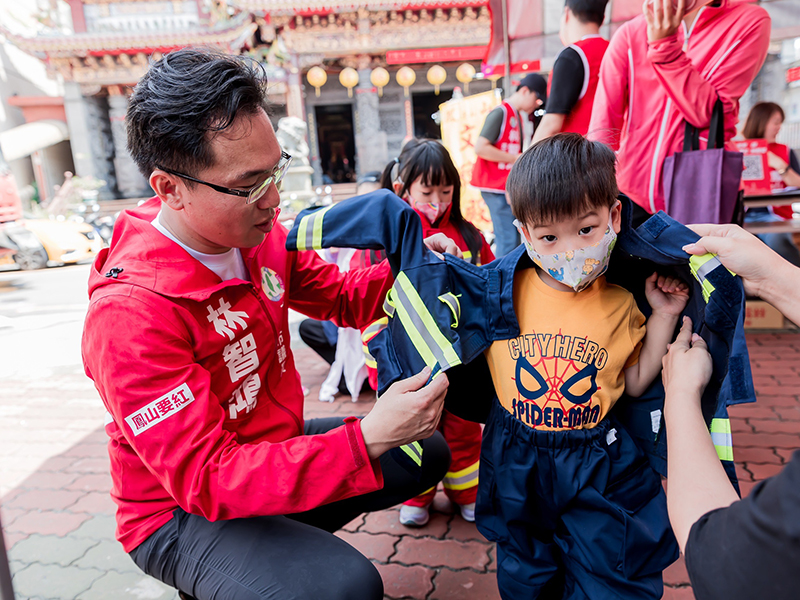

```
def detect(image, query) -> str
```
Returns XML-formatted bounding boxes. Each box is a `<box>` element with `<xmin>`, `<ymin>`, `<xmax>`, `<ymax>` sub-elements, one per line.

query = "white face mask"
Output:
<box><xmin>514</xmin><ymin>209</ymin><xmax>617</xmax><ymax>292</ymax></box>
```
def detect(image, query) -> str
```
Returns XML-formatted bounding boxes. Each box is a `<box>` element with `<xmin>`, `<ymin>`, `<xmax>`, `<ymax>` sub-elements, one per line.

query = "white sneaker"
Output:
<box><xmin>399</xmin><ymin>504</ymin><xmax>430</xmax><ymax>527</ymax></box>
<box><xmin>459</xmin><ymin>502</ymin><xmax>476</xmax><ymax>522</ymax></box>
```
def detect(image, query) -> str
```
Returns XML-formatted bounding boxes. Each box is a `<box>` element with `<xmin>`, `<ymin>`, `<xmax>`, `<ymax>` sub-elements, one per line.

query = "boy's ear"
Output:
<box><xmin>610</xmin><ymin>201</ymin><xmax>622</xmax><ymax>235</ymax></box>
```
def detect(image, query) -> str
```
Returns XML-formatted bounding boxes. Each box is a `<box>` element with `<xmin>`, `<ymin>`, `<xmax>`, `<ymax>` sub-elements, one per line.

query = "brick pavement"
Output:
<box><xmin>1</xmin><ymin>330</ymin><xmax>798</xmax><ymax>599</ymax></box>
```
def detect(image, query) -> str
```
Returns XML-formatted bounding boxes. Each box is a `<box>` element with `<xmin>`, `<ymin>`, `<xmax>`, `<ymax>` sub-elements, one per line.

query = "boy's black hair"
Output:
<box><xmin>379</xmin><ymin>139</ymin><xmax>484</xmax><ymax>264</ymax></box>
<box><xmin>565</xmin><ymin>0</ymin><xmax>608</xmax><ymax>25</ymax></box>
<box><xmin>126</xmin><ymin>48</ymin><xmax>270</xmax><ymax>181</ymax></box>
<box><xmin>507</xmin><ymin>133</ymin><xmax>618</xmax><ymax>226</ymax></box>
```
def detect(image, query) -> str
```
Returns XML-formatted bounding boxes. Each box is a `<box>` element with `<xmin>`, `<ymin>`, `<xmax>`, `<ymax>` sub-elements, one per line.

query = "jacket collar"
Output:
<box><xmin>88</xmin><ymin>197</ymin><xmax>265</xmax><ymax>302</ymax></box>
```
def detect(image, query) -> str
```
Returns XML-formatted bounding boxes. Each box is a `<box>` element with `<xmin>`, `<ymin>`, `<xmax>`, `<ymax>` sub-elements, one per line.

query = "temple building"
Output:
<box><xmin>1</xmin><ymin>0</ymin><xmax>497</xmax><ymax>199</ymax></box>
<box><xmin>3</xmin><ymin>0</ymin><xmax>798</xmax><ymax>201</ymax></box>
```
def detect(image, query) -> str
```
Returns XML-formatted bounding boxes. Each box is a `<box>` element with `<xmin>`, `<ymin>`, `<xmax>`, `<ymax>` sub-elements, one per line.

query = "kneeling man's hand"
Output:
<box><xmin>360</xmin><ymin>367</ymin><xmax>448</xmax><ymax>460</ymax></box>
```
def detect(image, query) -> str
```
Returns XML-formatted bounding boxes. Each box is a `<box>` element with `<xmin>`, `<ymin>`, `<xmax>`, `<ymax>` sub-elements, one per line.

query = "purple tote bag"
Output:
<box><xmin>663</xmin><ymin>99</ymin><xmax>744</xmax><ymax>225</ymax></box>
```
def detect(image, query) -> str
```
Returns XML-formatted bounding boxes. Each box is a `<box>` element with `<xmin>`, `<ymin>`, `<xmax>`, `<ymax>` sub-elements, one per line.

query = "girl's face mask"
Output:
<box><xmin>408</xmin><ymin>195</ymin><xmax>451</xmax><ymax>224</ymax></box>
<box><xmin>514</xmin><ymin>206</ymin><xmax>618</xmax><ymax>292</ymax></box>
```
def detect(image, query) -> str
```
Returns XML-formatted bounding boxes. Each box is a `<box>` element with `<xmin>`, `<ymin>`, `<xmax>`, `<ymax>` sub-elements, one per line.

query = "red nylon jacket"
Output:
<box><xmin>82</xmin><ymin>198</ymin><xmax>392</xmax><ymax>552</ymax></box>
<box><xmin>589</xmin><ymin>0</ymin><xmax>770</xmax><ymax>214</ymax></box>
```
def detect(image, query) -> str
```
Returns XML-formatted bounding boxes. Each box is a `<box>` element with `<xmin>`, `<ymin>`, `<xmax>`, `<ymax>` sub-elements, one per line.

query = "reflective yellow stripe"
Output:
<box><xmin>399</xmin><ymin>441</ymin><xmax>423</xmax><ymax>467</ymax></box>
<box><xmin>710</xmin><ymin>418</ymin><xmax>733</xmax><ymax>462</ymax></box>
<box><xmin>296</xmin><ymin>212</ymin><xmax>310</xmax><ymax>251</ymax></box>
<box><xmin>419</xmin><ymin>486</ymin><xmax>436</xmax><ymax>496</ymax></box>
<box><xmin>312</xmin><ymin>205</ymin><xmax>333</xmax><ymax>249</ymax></box>
<box><xmin>295</xmin><ymin>205</ymin><xmax>334</xmax><ymax>251</ymax></box>
<box><xmin>438</xmin><ymin>292</ymin><xmax>461</xmax><ymax>329</ymax></box>
<box><xmin>383</xmin><ymin>291</ymin><xmax>396</xmax><ymax>318</ymax></box>
<box><xmin>689</xmin><ymin>253</ymin><xmax>721</xmax><ymax>303</ymax></box>
<box><xmin>443</xmin><ymin>461</ymin><xmax>479</xmax><ymax>490</ymax></box>
<box><xmin>392</xmin><ymin>273</ymin><xmax>462</xmax><ymax>370</ymax></box>
<box><xmin>363</xmin><ymin>351</ymin><xmax>377</xmax><ymax>368</ymax></box>
<box><xmin>462</xmin><ymin>250</ymin><xmax>472</xmax><ymax>261</ymax></box>
<box><xmin>361</xmin><ymin>317</ymin><xmax>388</xmax><ymax>342</ymax></box>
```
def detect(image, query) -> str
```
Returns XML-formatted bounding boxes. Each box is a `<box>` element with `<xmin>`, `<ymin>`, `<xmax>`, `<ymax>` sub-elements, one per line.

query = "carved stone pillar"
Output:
<box><xmin>286</xmin><ymin>55</ymin><xmax>305</xmax><ymax>121</ymax></box>
<box><xmin>63</xmin><ymin>81</ymin><xmax>117</xmax><ymax>199</ymax></box>
<box><xmin>354</xmin><ymin>68</ymin><xmax>388</xmax><ymax>177</ymax></box>
<box><xmin>107</xmin><ymin>91</ymin><xmax>151</xmax><ymax>198</ymax></box>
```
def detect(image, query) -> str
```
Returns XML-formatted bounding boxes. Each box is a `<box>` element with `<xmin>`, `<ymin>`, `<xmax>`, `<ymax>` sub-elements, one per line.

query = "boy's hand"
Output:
<box><xmin>645</xmin><ymin>273</ymin><xmax>690</xmax><ymax>317</ymax></box>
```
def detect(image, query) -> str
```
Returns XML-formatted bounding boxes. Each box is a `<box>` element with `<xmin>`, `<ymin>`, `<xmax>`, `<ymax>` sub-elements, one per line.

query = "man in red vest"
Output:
<box><xmin>533</xmin><ymin>0</ymin><xmax>609</xmax><ymax>143</ymax></box>
<box><xmin>471</xmin><ymin>73</ymin><xmax>546</xmax><ymax>257</ymax></box>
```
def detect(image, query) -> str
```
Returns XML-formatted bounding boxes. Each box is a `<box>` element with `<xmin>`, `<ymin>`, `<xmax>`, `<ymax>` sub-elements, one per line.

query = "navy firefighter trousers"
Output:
<box><xmin>478</xmin><ymin>399</ymin><xmax>678</xmax><ymax>600</ymax></box>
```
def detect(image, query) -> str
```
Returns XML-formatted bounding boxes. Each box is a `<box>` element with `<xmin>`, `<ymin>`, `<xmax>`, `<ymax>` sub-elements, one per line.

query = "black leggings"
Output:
<box><xmin>129</xmin><ymin>418</ymin><xmax>451</xmax><ymax>600</ymax></box>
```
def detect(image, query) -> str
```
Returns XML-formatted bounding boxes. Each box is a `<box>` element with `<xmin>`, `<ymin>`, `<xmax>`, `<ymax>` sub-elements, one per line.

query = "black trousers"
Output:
<box><xmin>130</xmin><ymin>418</ymin><xmax>451</xmax><ymax>600</ymax></box>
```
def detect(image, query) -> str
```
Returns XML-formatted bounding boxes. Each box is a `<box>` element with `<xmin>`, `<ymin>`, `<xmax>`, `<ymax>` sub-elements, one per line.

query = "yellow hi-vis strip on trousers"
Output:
<box><xmin>361</xmin><ymin>317</ymin><xmax>388</xmax><ymax>368</ymax></box>
<box><xmin>295</xmin><ymin>205</ymin><xmax>334</xmax><ymax>251</ymax></box>
<box><xmin>443</xmin><ymin>461</ymin><xmax>479</xmax><ymax>491</ymax></box>
<box><xmin>390</xmin><ymin>272</ymin><xmax>462</xmax><ymax>371</ymax></box>
<box><xmin>399</xmin><ymin>441</ymin><xmax>423</xmax><ymax>467</ymax></box>
<box><xmin>689</xmin><ymin>253</ymin><xmax>723</xmax><ymax>303</ymax></box>
<box><xmin>710</xmin><ymin>418</ymin><xmax>733</xmax><ymax>462</ymax></box>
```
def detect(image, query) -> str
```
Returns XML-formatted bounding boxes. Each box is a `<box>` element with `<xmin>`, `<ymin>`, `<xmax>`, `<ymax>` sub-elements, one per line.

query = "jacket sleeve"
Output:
<box><xmin>286</xmin><ymin>247</ymin><xmax>393</xmax><ymax>329</ymax></box>
<box><xmin>646</xmin><ymin>13</ymin><xmax>770</xmax><ymax>138</ymax></box>
<box><xmin>588</xmin><ymin>24</ymin><xmax>630</xmax><ymax>150</ymax></box>
<box><xmin>82</xmin><ymin>292</ymin><xmax>383</xmax><ymax>521</ymax></box>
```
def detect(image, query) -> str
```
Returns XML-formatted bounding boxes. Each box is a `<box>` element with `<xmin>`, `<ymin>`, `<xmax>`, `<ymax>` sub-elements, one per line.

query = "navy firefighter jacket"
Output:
<box><xmin>285</xmin><ymin>190</ymin><xmax>755</xmax><ymax>489</ymax></box>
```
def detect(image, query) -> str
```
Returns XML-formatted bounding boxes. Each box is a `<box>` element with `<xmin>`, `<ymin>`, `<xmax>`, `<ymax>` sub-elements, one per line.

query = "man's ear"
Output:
<box><xmin>150</xmin><ymin>170</ymin><xmax>184</xmax><ymax>210</ymax></box>
<box><xmin>611</xmin><ymin>201</ymin><xmax>622</xmax><ymax>235</ymax></box>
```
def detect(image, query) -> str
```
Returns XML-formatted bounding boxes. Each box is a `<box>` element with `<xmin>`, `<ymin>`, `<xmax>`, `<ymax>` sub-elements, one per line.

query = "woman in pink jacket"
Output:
<box><xmin>589</xmin><ymin>0</ymin><xmax>770</xmax><ymax>222</ymax></box>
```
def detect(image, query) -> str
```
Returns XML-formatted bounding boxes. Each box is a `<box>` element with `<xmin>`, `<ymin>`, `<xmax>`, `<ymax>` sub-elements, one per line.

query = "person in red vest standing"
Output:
<box><xmin>740</xmin><ymin>102</ymin><xmax>800</xmax><ymax>268</ymax></box>
<box><xmin>532</xmin><ymin>0</ymin><xmax>610</xmax><ymax>143</ymax></box>
<box><xmin>471</xmin><ymin>73</ymin><xmax>547</xmax><ymax>257</ymax></box>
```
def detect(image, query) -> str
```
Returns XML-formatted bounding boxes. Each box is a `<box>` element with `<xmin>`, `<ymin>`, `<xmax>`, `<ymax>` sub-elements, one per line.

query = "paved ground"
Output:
<box><xmin>1</xmin><ymin>265</ymin><xmax>798</xmax><ymax>599</ymax></box>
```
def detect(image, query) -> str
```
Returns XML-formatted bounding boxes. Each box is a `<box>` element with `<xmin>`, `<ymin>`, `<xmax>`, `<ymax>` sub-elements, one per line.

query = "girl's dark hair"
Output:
<box><xmin>507</xmin><ymin>133</ymin><xmax>618</xmax><ymax>226</ymax></box>
<box><xmin>380</xmin><ymin>139</ymin><xmax>484</xmax><ymax>264</ymax></box>
<box><xmin>126</xmin><ymin>48</ymin><xmax>270</xmax><ymax>180</ymax></box>
<box><xmin>742</xmin><ymin>102</ymin><xmax>785</xmax><ymax>140</ymax></box>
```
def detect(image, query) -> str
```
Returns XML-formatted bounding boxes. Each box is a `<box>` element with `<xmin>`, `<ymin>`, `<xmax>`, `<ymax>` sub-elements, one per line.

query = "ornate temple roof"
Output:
<box><xmin>238</xmin><ymin>0</ymin><xmax>486</xmax><ymax>15</ymax></box>
<box><xmin>0</xmin><ymin>13</ymin><xmax>256</xmax><ymax>59</ymax></box>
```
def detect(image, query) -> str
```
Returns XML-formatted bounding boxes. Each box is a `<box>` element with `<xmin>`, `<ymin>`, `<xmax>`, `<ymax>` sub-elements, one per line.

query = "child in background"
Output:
<box><xmin>379</xmin><ymin>139</ymin><xmax>492</xmax><ymax>526</ymax></box>
<box><xmin>479</xmin><ymin>133</ymin><xmax>686</xmax><ymax>598</ymax></box>
<box><xmin>298</xmin><ymin>172</ymin><xmax>385</xmax><ymax>396</ymax></box>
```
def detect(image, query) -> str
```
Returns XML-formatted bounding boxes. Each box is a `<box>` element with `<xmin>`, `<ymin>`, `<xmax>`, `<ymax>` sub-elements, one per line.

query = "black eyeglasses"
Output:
<box><xmin>158</xmin><ymin>151</ymin><xmax>292</xmax><ymax>205</ymax></box>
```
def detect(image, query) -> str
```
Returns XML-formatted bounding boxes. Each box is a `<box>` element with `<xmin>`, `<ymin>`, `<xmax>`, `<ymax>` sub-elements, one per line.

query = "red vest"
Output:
<box><xmin>470</xmin><ymin>101</ymin><xmax>522</xmax><ymax>194</ymax></box>
<box><xmin>557</xmin><ymin>35</ymin><xmax>609</xmax><ymax>136</ymax></box>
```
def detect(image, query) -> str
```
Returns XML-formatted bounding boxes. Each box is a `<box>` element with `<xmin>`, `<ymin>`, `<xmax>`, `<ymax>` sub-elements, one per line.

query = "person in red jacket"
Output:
<box><xmin>81</xmin><ymin>48</ymin><xmax>459</xmax><ymax>600</ymax></box>
<box><xmin>378</xmin><ymin>139</ymin><xmax>491</xmax><ymax>527</ymax></box>
<box><xmin>532</xmin><ymin>0</ymin><xmax>610</xmax><ymax>143</ymax></box>
<box><xmin>588</xmin><ymin>0</ymin><xmax>770</xmax><ymax>224</ymax></box>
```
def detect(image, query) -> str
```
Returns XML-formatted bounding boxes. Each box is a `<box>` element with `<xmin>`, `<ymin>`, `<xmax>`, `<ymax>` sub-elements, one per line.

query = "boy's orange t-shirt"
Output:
<box><xmin>484</xmin><ymin>268</ymin><xmax>645</xmax><ymax>431</ymax></box>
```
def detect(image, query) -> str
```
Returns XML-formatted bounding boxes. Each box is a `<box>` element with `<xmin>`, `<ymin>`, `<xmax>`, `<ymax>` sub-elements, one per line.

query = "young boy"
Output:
<box><xmin>478</xmin><ymin>133</ymin><xmax>686</xmax><ymax>599</ymax></box>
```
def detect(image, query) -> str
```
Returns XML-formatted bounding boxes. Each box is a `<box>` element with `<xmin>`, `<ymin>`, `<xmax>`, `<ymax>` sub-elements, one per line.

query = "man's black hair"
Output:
<box><xmin>126</xmin><ymin>48</ymin><xmax>270</xmax><ymax>180</ymax></box>
<box><xmin>507</xmin><ymin>133</ymin><xmax>618</xmax><ymax>226</ymax></box>
<box><xmin>565</xmin><ymin>0</ymin><xmax>608</xmax><ymax>26</ymax></box>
